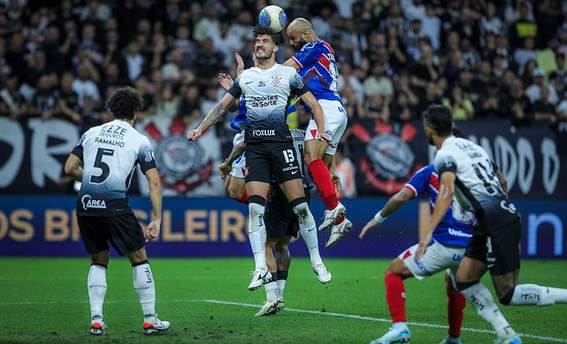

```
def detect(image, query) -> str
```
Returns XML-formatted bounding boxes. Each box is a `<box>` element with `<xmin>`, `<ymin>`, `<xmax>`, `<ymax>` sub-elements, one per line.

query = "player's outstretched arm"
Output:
<box><xmin>144</xmin><ymin>168</ymin><xmax>162</xmax><ymax>241</ymax></box>
<box><xmin>218</xmin><ymin>141</ymin><xmax>246</xmax><ymax>179</ymax></box>
<box><xmin>64</xmin><ymin>153</ymin><xmax>83</xmax><ymax>182</ymax></box>
<box><xmin>187</xmin><ymin>92</ymin><xmax>236</xmax><ymax>141</ymax></box>
<box><xmin>283</xmin><ymin>58</ymin><xmax>300</xmax><ymax>70</ymax></box>
<box><xmin>415</xmin><ymin>171</ymin><xmax>455</xmax><ymax>259</ymax></box>
<box><xmin>299</xmin><ymin>91</ymin><xmax>333</xmax><ymax>145</ymax></box>
<box><xmin>359</xmin><ymin>187</ymin><xmax>414</xmax><ymax>239</ymax></box>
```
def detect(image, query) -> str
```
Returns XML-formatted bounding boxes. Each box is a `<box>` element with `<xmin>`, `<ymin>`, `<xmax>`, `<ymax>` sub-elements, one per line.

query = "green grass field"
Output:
<box><xmin>1</xmin><ymin>258</ymin><xmax>566</xmax><ymax>344</ymax></box>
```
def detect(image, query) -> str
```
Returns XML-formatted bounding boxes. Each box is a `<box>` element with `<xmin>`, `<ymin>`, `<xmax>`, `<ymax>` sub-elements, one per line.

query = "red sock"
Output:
<box><xmin>447</xmin><ymin>292</ymin><xmax>466</xmax><ymax>337</ymax></box>
<box><xmin>238</xmin><ymin>191</ymin><xmax>249</xmax><ymax>204</ymax></box>
<box><xmin>308</xmin><ymin>159</ymin><xmax>339</xmax><ymax>210</ymax></box>
<box><xmin>385</xmin><ymin>272</ymin><xmax>406</xmax><ymax>323</ymax></box>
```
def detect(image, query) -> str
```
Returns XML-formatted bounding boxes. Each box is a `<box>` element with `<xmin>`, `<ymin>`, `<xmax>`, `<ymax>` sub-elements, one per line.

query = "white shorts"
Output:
<box><xmin>229</xmin><ymin>153</ymin><xmax>246</xmax><ymax>179</ymax></box>
<box><xmin>304</xmin><ymin>99</ymin><xmax>348</xmax><ymax>156</ymax></box>
<box><xmin>399</xmin><ymin>241</ymin><xmax>465</xmax><ymax>282</ymax></box>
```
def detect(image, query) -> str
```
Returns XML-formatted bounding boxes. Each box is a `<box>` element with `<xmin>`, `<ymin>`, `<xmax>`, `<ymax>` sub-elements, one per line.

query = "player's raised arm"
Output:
<box><xmin>359</xmin><ymin>187</ymin><xmax>415</xmax><ymax>239</ymax></box>
<box><xmin>218</xmin><ymin>141</ymin><xmax>246</xmax><ymax>179</ymax></box>
<box><xmin>187</xmin><ymin>87</ymin><xmax>237</xmax><ymax>141</ymax></box>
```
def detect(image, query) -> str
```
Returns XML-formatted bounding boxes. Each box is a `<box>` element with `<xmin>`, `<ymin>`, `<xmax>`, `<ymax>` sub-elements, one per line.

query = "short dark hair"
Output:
<box><xmin>105</xmin><ymin>87</ymin><xmax>143</xmax><ymax>120</ymax></box>
<box><xmin>423</xmin><ymin>104</ymin><xmax>453</xmax><ymax>136</ymax></box>
<box><xmin>253</xmin><ymin>26</ymin><xmax>281</xmax><ymax>46</ymax></box>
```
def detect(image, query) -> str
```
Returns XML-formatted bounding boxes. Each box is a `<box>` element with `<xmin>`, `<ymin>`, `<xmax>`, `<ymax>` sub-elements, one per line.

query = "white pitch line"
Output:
<box><xmin>204</xmin><ymin>299</ymin><xmax>567</xmax><ymax>343</ymax></box>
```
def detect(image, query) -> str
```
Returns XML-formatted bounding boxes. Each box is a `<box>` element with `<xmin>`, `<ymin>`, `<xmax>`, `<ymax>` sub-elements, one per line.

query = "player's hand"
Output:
<box><xmin>235</xmin><ymin>52</ymin><xmax>244</xmax><ymax>75</ymax></box>
<box><xmin>358</xmin><ymin>219</ymin><xmax>379</xmax><ymax>239</ymax></box>
<box><xmin>187</xmin><ymin>128</ymin><xmax>203</xmax><ymax>141</ymax></box>
<box><xmin>415</xmin><ymin>233</ymin><xmax>432</xmax><ymax>261</ymax></box>
<box><xmin>318</xmin><ymin>131</ymin><xmax>336</xmax><ymax>148</ymax></box>
<box><xmin>145</xmin><ymin>220</ymin><xmax>161</xmax><ymax>242</ymax></box>
<box><xmin>218</xmin><ymin>161</ymin><xmax>231</xmax><ymax>179</ymax></box>
<box><xmin>218</xmin><ymin>73</ymin><xmax>234</xmax><ymax>92</ymax></box>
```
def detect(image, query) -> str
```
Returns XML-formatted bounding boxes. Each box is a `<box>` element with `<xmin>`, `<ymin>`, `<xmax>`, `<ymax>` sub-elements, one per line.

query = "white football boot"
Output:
<box><xmin>275</xmin><ymin>298</ymin><xmax>285</xmax><ymax>312</ymax></box>
<box><xmin>325</xmin><ymin>218</ymin><xmax>353</xmax><ymax>248</ymax></box>
<box><xmin>248</xmin><ymin>270</ymin><xmax>272</xmax><ymax>291</ymax></box>
<box><xmin>254</xmin><ymin>300</ymin><xmax>279</xmax><ymax>317</ymax></box>
<box><xmin>312</xmin><ymin>262</ymin><xmax>332</xmax><ymax>284</ymax></box>
<box><xmin>88</xmin><ymin>316</ymin><xmax>105</xmax><ymax>335</ymax></box>
<box><xmin>494</xmin><ymin>335</ymin><xmax>522</xmax><ymax>344</ymax></box>
<box><xmin>143</xmin><ymin>314</ymin><xmax>170</xmax><ymax>335</ymax></box>
<box><xmin>318</xmin><ymin>202</ymin><xmax>346</xmax><ymax>231</ymax></box>
<box><xmin>370</xmin><ymin>323</ymin><xmax>411</xmax><ymax>344</ymax></box>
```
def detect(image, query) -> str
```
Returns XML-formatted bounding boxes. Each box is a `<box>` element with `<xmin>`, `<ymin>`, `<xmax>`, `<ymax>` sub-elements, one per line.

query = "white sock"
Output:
<box><xmin>461</xmin><ymin>283</ymin><xmax>516</xmax><ymax>337</ymax></box>
<box><xmin>87</xmin><ymin>264</ymin><xmax>107</xmax><ymax>320</ymax></box>
<box><xmin>264</xmin><ymin>280</ymin><xmax>278</xmax><ymax>302</ymax></box>
<box><xmin>277</xmin><ymin>279</ymin><xmax>286</xmax><ymax>299</ymax></box>
<box><xmin>248</xmin><ymin>202</ymin><xmax>267</xmax><ymax>271</ymax></box>
<box><xmin>133</xmin><ymin>262</ymin><xmax>156</xmax><ymax>322</ymax></box>
<box><xmin>510</xmin><ymin>284</ymin><xmax>567</xmax><ymax>306</ymax></box>
<box><xmin>292</xmin><ymin>202</ymin><xmax>323</xmax><ymax>266</ymax></box>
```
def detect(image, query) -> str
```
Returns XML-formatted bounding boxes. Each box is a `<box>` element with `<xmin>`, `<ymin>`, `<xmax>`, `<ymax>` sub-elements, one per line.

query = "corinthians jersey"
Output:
<box><xmin>228</xmin><ymin>64</ymin><xmax>308</xmax><ymax>143</ymax></box>
<box><xmin>434</xmin><ymin>136</ymin><xmax>518</xmax><ymax>232</ymax></box>
<box><xmin>71</xmin><ymin>119</ymin><xmax>157</xmax><ymax>216</ymax></box>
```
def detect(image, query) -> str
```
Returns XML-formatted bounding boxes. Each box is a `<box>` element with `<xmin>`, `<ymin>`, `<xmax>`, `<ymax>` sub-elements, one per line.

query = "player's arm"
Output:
<box><xmin>415</xmin><ymin>171</ymin><xmax>455</xmax><ymax>260</ymax></box>
<box><xmin>187</xmin><ymin>90</ymin><xmax>237</xmax><ymax>141</ymax></box>
<box><xmin>283</xmin><ymin>58</ymin><xmax>300</xmax><ymax>70</ymax></box>
<box><xmin>359</xmin><ymin>187</ymin><xmax>414</xmax><ymax>239</ymax></box>
<box><xmin>64</xmin><ymin>153</ymin><xmax>83</xmax><ymax>182</ymax></box>
<box><xmin>218</xmin><ymin>141</ymin><xmax>246</xmax><ymax>179</ymax></box>
<box><xmin>144</xmin><ymin>168</ymin><xmax>162</xmax><ymax>241</ymax></box>
<box><xmin>293</xmin><ymin>74</ymin><xmax>333</xmax><ymax>145</ymax></box>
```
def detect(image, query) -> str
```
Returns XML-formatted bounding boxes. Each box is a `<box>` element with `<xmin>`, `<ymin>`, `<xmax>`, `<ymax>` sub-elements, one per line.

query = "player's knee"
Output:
<box><xmin>248</xmin><ymin>196</ymin><xmax>266</xmax><ymax>233</ymax></box>
<box><xmin>455</xmin><ymin>280</ymin><xmax>480</xmax><ymax>292</ymax></box>
<box><xmin>91</xmin><ymin>251</ymin><xmax>109</xmax><ymax>267</ymax></box>
<box><xmin>498</xmin><ymin>286</ymin><xmax>516</xmax><ymax>306</ymax></box>
<box><xmin>290</xmin><ymin>198</ymin><xmax>310</xmax><ymax>219</ymax></box>
<box><xmin>228</xmin><ymin>185</ymin><xmax>244</xmax><ymax>200</ymax></box>
<box><xmin>128</xmin><ymin>248</ymin><xmax>148</xmax><ymax>265</ymax></box>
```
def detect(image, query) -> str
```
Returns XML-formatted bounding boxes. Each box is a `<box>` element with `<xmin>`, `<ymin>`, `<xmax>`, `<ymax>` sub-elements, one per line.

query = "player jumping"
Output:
<box><xmin>421</xmin><ymin>104</ymin><xmax>567</xmax><ymax>344</ymax></box>
<box><xmin>283</xmin><ymin>18</ymin><xmax>352</xmax><ymax>247</ymax></box>
<box><xmin>64</xmin><ymin>87</ymin><xmax>169</xmax><ymax>335</ymax></box>
<box><xmin>188</xmin><ymin>27</ymin><xmax>331</xmax><ymax>290</ymax></box>
<box><xmin>360</xmin><ymin>164</ymin><xmax>472</xmax><ymax>344</ymax></box>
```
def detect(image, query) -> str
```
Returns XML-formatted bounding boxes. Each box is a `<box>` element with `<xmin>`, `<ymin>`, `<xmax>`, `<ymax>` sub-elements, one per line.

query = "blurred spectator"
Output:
<box><xmin>57</xmin><ymin>72</ymin><xmax>81</xmax><ymax>123</ymax></box>
<box><xmin>363</xmin><ymin>64</ymin><xmax>393</xmax><ymax>102</ymax></box>
<box><xmin>0</xmin><ymin>75</ymin><xmax>26</xmax><ymax>119</ymax></box>
<box><xmin>335</xmin><ymin>148</ymin><xmax>356</xmax><ymax>198</ymax></box>
<box><xmin>30</xmin><ymin>74</ymin><xmax>58</xmax><ymax>120</ymax></box>
<box><xmin>508</xmin><ymin>1</ymin><xmax>537</xmax><ymax>49</ymax></box>
<box><xmin>532</xmin><ymin>86</ymin><xmax>556</xmax><ymax>121</ymax></box>
<box><xmin>514</xmin><ymin>38</ymin><xmax>538</xmax><ymax>73</ymax></box>
<box><xmin>442</xmin><ymin>85</ymin><xmax>474</xmax><ymax>120</ymax></box>
<box><xmin>72</xmin><ymin>64</ymin><xmax>100</xmax><ymax>108</ymax></box>
<box><xmin>525</xmin><ymin>68</ymin><xmax>559</xmax><ymax>104</ymax></box>
<box><xmin>155</xmin><ymin>85</ymin><xmax>178</xmax><ymax>118</ymax></box>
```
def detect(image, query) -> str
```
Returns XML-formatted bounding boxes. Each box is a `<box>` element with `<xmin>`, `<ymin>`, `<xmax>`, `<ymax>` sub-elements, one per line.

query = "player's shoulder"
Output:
<box><xmin>414</xmin><ymin>164</ymin><xmax>435</xmax><ymax>178</ymax></box>
<box><xmin>277</xmin><ymin>64</ymin><xmax>298</xmax><ymax>75</ymax></box>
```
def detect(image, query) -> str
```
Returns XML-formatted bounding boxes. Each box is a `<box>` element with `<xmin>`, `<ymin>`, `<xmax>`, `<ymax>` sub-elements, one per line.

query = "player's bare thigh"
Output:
<box><xmin>225</xmin><ymin>175</ymin><xmax>246</xmax><ymax>200</ymax></box>
<box><xmin>490</xmin><ymin>270</ymin><xmax>520</xmax><ymax>299</ymax></box>
<box><xmin>246</xmin><ymin>181</ymin><xmax>271</xmax><ymax>199</ymax></box>
<box><xmin>456</xmin><ymin>256</ymin><xmax>488</xmax><ymax>283</ymax></box>
<box><xmin>278</xmin><ymin>178</ymin><xmax>306</xmax><ymax>201</ymax></box>
<box><xmin>387</xmin><ymin>258</ymin><xmax>414</xmax><ymax>280</ymax></box>
<box><xmin>304</xmin><ymin>139</ymin><xmax>329</xmax><ymax>164</ymax></box>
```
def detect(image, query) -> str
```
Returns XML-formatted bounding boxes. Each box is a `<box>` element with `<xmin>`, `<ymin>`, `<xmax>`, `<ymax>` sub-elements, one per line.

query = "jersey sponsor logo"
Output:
<box><xmin>448</xmin><ymin>227</ymin><xmax>473</xmax><ymax>238</ymax></box>
<box><xmin>252</xmin><ymin>129</ymin><xmax>276</xmax><ymax>137</ymax></box>
<box><xmin>500</xmin><ymin>200</ymin><xmax>517</xmax><ymax>214</ymax></box>
<box><xmin>282</xmin><ymin>165</ymin><xmax>299</xmax><ymax>172</ymax></box>
<box><xmin>81</xmin><ymin>194</ymin><xmax>107</xmax><ymax>210</ymax></box>
<box><xmin>249</xmin><ymin>95</ymin><xmax>278</xmax><ymax>107</ymax></box>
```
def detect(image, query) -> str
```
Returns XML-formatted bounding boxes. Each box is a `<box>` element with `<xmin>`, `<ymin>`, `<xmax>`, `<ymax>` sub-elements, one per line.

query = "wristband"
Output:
<box><xmin>374</xmin><ymin>210</ymin><xmax>386</xmax><ymax>223</ymax></box>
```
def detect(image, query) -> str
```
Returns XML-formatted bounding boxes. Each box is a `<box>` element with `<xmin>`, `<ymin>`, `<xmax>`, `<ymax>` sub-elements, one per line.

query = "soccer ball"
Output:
<box><xmin>258</xmin><ymin>5</ymin><xmax>287</xmax><ymax>33</ymax></box>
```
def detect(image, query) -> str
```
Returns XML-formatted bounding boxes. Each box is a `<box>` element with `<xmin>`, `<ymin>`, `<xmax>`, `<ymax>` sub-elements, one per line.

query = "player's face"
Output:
<box><xmin>254</xmin><ymin>35</ymin><xmax>277</xmax><ymax>60</ymax></box>
<box><xmin>424</xmin><ymin>121</ymin><xmax>435</xmax><ymax>145</ymax></box>
<box><xmin>287</xmin><ymin>29</ymin><xmax>307</xmax><ymax>51</ymax></box>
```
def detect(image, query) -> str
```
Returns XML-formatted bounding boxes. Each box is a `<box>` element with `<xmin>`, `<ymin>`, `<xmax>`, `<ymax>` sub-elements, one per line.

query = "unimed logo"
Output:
<box><xmin>527</xmin><ymin>213</ymin><xmax>564</xmax><ymax>256</ymax></box>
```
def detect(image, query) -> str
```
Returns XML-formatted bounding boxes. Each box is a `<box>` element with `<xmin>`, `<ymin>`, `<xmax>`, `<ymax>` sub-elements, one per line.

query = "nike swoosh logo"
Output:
<box><xmin>291</xmin><ymin>171</ymin><xmax>298</xmax><ymax>175</ymax></box>
<box><xmin>245</xmin><ymin>81</ymin><xmax>254</xmax><ymax>84</ymax></box>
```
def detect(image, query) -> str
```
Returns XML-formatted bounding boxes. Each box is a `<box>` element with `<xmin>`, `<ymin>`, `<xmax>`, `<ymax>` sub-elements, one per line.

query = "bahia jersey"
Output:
<box><xmin>229</xmin><ymin>64</ymin><xmax>308</xmax><ymax>143</ymax></box>
<box><xmin>434</xmin><ymin>136</ymin><xmax>519</xmax><ymax>233</ymax></box>
<box><xmin>292</xmin><ymin>40</ymin><xmax>341</xmax><ymax>102</ymax></box>
<box><xmin>406</xmin><ymin>165</ymin><xmax>474</xmax><ymax>247</ymax></box>
<box><xmin>71</xmin><ymin>119</ymin><xmax>157</xmax><ymax>216</ymax></box>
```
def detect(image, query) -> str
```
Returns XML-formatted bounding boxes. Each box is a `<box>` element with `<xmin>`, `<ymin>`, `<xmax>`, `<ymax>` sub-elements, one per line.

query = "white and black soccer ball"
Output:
<box><xmin>258</xmin><ymin>5</ymin><xmax>287</xmax><ymax>33</ymax></box>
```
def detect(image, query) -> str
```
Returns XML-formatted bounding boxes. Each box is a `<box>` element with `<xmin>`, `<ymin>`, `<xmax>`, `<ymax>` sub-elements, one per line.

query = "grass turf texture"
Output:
<box><xmin>0</xmin><ymin>258</ymin><xmax>566</xmax><ymax>344</ymax></box>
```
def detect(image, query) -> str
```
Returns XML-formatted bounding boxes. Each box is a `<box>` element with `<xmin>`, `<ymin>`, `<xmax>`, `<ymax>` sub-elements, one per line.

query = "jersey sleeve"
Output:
<box><xmin>434</xmin><ymin>149</ymin><xmax>458</xmax><ymax>176</ymax></box>
<box><xmin>228</xmin><ymin>76</ymin><xmax>242</xmax><ymax>98</ymax></box>
<box><xmin>138</xmin><ymin>137</ymin><xmax>157</xmax><ymax>173</ymax></box>
<box><xmin>71</xmin><ymin>130</ymin><xmax>90</xmax><ymax>161</ymax></box>
<box><xmin>405</xmin><ymin>166</ymin><xmax>430</xmax><ymax>197</ymax></box>
<box><xmin>292</xmin><ymin>41</ymin><xmax>324</xmax><ymax>68</ymax></box>
<box><xmin>290</xmin><ymin>71</ymin><xmax>308</xmax><ymax>97</ymax></box>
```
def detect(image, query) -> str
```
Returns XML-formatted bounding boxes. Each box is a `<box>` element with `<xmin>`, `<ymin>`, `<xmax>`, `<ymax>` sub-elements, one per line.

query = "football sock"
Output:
<box><xmin>239</xmin><ymin>191</ymin><xmax>249</xmax><ymax>204</ymax></box>
<box><xmin>308</xmin><ymin>159</ymin><xmax>339</xmax><ymax>210</ymax></box>
<box><xmin>277</xmin><ymin>270</ymin><xmax>288</xmax><ymax>299</ymax></box>
<box><xmin>459</xmin><ymin>282</ymin><xmax>515</xmax><ymax>337</ymax></box>
<box><xmin>264</xmin><ymin>273</ymin><xmax>278</xmax><ymax>302</ymax></box>
<box><xmin>292</xmin><ymin>201</ymin><xmax>323</xmax><ymax>266</ymax></box>
<box><xmin>447</xmin><ymin>291</ymin><xmax>466</xmax><ymax>337</ymax></box>
<box><xmin>385</xmin><ymin>272</ymin><xmax>407</xmax><ymax>323</ymax></box>
<box><xmin>133</xmin><ymin>261</ymin><xmax>156</xmax><ymax>322</ymax></box>
<box><xmin>248</xmin><ymin>200</ymin><xmax>267</xmax><ymax>271</ymax></box>
<box><xmin>506</xmin><ymin>284</ymin><xmax>567</xmax><ymax>306</ymax></box>
<box><xmin>87</xmin><ymin>264</ymin><xmax>107</xmax><ymax>320</ymax></box>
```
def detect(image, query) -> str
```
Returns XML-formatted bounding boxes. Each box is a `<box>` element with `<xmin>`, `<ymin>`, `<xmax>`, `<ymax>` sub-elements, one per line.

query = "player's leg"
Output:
<box><xmin>255</xmin><ymin>240</ymin><xmax>279</xmax><ymax>317</ymax></box>
<box><xmin>275</xmin><ymin>240</ymin><xmax>291</xmax><ymax>306</ymax></box>
<box><xmin>441</xmin><ymin>270</ymin><xmax>466</xmax><ymax>344</ymax></box>
<box><xmin>279</xmin><ymin>178</ymin><xmax>331</xmax><ymax>283</ymax></box>
<box><xmin>226</xmin><ymin>154</ymin><xmax>248</xmax><ymax>203</ymax></box>
<box><xmin>489</xmin><ymin>220</ymin><xmax>567</xmax><ymax>307</ymax></box>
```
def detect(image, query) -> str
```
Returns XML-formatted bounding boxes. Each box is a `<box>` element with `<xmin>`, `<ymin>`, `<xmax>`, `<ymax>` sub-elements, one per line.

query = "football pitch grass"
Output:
<box><xmin>1</xmin><ymin>258</ymin><xmax>566</xmax><ymax>344</ymax></box>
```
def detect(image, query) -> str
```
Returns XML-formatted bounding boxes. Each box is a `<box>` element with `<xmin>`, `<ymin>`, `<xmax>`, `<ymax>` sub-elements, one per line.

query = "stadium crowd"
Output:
<box><xmin>1</xmin><ymin>0</ymin><xmax>566</xmax><ymax>194</ymax></box>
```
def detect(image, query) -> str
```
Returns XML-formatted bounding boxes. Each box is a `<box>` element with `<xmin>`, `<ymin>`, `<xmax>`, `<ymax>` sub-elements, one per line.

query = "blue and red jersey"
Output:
<box><xmin>292</xmin><ymin>40</ymin><xmax>341</xmax><ymax>102</ymax></box>
<box><xmin>405</xmin><ymin>165</ymin><xmax>474</xmax><ymax>247</ymax></box>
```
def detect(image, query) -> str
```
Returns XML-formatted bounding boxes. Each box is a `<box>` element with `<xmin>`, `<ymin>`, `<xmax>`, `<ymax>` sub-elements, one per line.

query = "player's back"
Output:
<box><xmin>77</xmin><ymin>119</ymin><xmax>155</xmax><ymax>216</ymax></box>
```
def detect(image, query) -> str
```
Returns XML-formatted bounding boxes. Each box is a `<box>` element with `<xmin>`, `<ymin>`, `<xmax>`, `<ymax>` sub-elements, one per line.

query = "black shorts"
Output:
<box><xmin>464</xmin><ymin>217</ymin><xmax>522</xmax><ymax>275</ymax></box>
<box><xmin>78</xmin><ymin>210</ymin><xmax>145</xmax><ymax>256</ymax></box>
<box><xmin>264</xmin><ymin>186</ymin><xmax>302</xmax><ymax>241</ymax></box>
<box><xmin>245</xmin><ymin>141</ymin><xmax>302</xmax><ymax>184</ymax></box>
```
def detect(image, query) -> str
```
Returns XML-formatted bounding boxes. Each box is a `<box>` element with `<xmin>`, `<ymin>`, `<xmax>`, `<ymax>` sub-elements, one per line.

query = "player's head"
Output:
<box><xmin>422</xmin><ymin>104</ymin><xmax>453</xmax><ymax>145</ymax></box>
<box><xmin>287</xmin><ymin>18</ymin><xmax>313</xmax><ymax>51</ymax></box>
<box><xmin>105</xmin><ymin>87</ymin><xmax>143</xmax><ymax>121</ymax></box>
<box><xmin>253</xmin><ymin>26</ymin><xmax>280</xmax><ymax>61</ymax></box>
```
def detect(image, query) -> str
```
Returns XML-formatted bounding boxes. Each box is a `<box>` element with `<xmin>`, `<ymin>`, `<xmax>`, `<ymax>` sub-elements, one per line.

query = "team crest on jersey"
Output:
<box><xmin>81</xmin><ymin>194</ymin><xmax>106</xmax><ymax>210</ymax></box>
<box><xmin>142</xmin><ymin>119</ymin><xmax>213</xmax><ymax>195</ymax></box>
<box><xmin>271</xmin><ymin>75</ymin><xmax>282</xmax><ymax>87</ymax></box>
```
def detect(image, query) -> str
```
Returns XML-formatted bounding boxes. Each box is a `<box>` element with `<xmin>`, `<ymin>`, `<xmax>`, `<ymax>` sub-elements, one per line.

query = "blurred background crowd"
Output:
<box><xmin>1</xmin><ymin>0</ymin><xmax>566</xmax><ymax>196</ymax></box>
